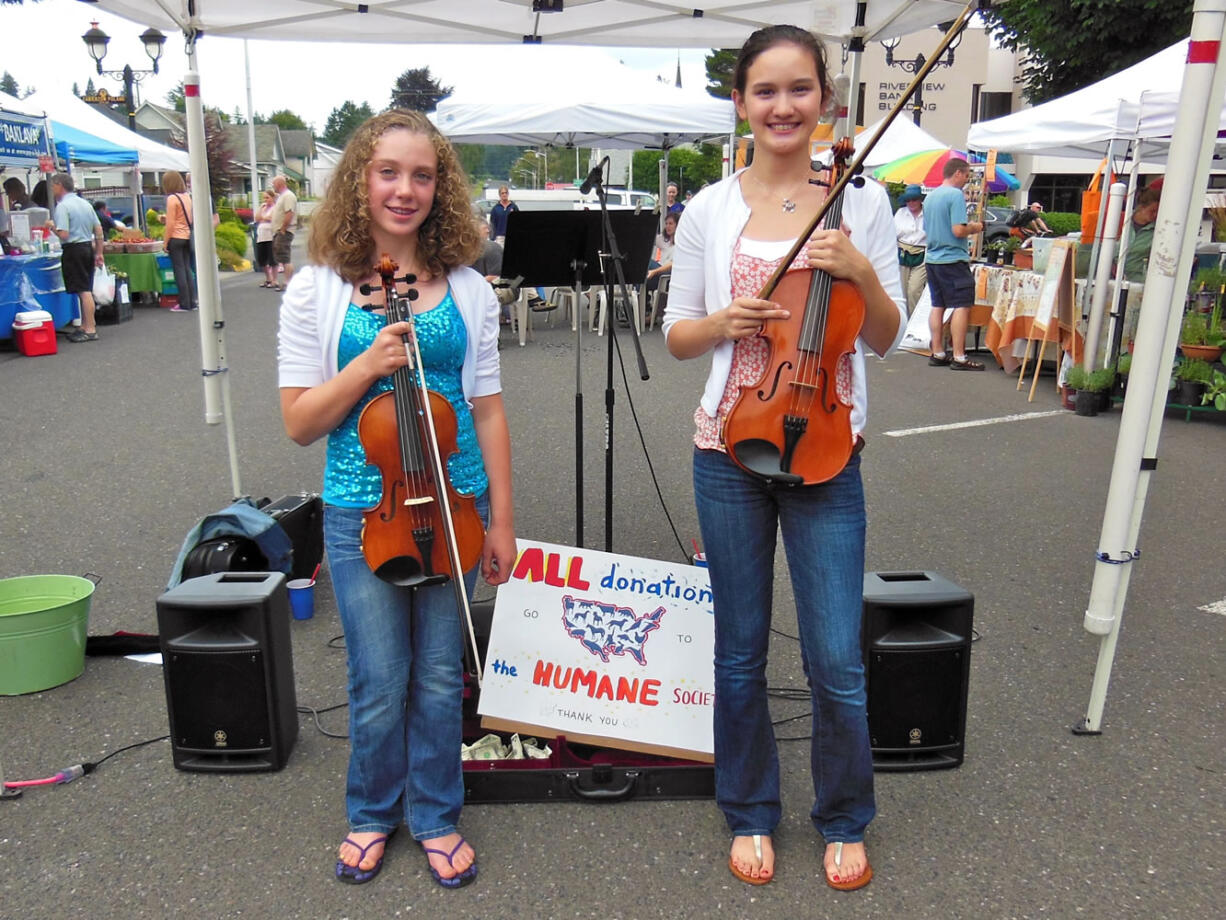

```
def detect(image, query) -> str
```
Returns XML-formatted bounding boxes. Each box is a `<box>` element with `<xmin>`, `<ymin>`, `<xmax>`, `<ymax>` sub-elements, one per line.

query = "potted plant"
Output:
<box><xmin>1202</xmin><ymin>369</ymin><xmax>1226</xmax><ymax>410</ymax></box>
<box><xmin>1088</xmin><ymin>367</ymin><xmax>1116</xmax><ymax>411</ymax></box>
<box><xmin>1173</xmin><ymin>357</ymin><xmax>1213</xmax><ymax>405</ymax></box>
<box><xmin>1012</xmin><ymin>240</ymin><xmax>1034</xmax><ymax>271</ymax></box>
<box><xmin>1062</xmin><ymin>365</ymin><xmax>1086</xmax><ymax>411</ymax></box>
<box><xmin>1178</xmin><ymin>309</ymin><xmax>1225</xmax><ymax>362</ymax></box>
<box><xmin>1066</xmin><ymin>366</ymin><xmax>1101</xmax><ymax>416</ymax></box>
<box><xmin>1189</xmin><ymin>266</ymin><xmax>1226</xmax><ymax>312</ymax></box>
<box><xmin>1001</xmin><ymin>236</ymin><xmax>1021</xmax><ymax>266</ymax></box>
<box><xmin>983</xmin><ymin>239</ymin><xmax>1006</xmax><ymax>264</ymax></box>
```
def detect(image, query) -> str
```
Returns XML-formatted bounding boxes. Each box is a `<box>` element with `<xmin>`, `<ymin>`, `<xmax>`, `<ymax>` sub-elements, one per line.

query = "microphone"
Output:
<box><xmin>580</xmin><ymin>157</ymin><xmax>609</xmax><ymax>196</ymax></box>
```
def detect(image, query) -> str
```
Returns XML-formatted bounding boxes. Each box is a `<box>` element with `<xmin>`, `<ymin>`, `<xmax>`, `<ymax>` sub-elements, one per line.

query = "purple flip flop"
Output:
<box><xmin>335</xmin><ymin>833</ymin><xmax>389</xmax><ymax>885</ymax></box>
<box><xmin>423</xmin><ymin>837</ymin><xmax>478</xmax><ymax>889</ymax></box>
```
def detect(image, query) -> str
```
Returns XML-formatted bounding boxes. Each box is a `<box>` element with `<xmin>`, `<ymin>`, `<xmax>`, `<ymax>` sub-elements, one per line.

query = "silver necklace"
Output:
<box><xmin>748</xmin><ymin>171</ymin><xmax>807</xmax><ymax>213</ymax></box>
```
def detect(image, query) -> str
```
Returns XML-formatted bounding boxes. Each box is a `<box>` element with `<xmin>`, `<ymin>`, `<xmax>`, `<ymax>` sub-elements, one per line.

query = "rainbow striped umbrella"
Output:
<box><xmin>872</xmin><ymin>148</ymin><xmax>1020</xmax><ymax>192</ymax></box>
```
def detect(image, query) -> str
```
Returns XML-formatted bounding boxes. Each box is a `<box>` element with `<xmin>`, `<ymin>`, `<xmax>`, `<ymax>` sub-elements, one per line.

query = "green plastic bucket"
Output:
<box><xmin>0</xmin><ymin>575</ymin><xmax>94</xmax><ymax>695</ymax></box>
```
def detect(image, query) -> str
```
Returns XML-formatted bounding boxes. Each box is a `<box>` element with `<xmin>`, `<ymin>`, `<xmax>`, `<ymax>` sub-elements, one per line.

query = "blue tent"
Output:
<box><xmin>51</xmin><ymin>119</ymin><xmax>138</xmax><ymax>165</ymax></box>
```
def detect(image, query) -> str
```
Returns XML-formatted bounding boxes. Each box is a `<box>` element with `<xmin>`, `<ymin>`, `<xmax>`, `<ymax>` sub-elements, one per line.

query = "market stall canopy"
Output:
<box><xmin>0</xmin><ymin>91</ymin><xmax>54</xmax><ymax>167</ymax></box>
<box><xmin>967</xmin><ymin>39</ymin><xmax>1226</xmax><ymax>159</ymax></box>
<box><xmin>49</xmin><ymin>120</ymin><xmax>140</xmax><ymax>166</ymax></box>
<box><xmin>873</xmin><ymin>147</ymin><xmax>1020</xmax><ymax>192</ymax></box>
<box><xmin>82</xmin><ymin>0</ymin><xmax>973</xmax><ymax>46</ymax></box>
<box><xmin>22</xmin><ymin>89</ymin><xmax>188</xmax><ymax>172</ymax></box>
<box><xmin>814</xmin><ymin>116</ymin><xmax>953</xmax><ymax>168</ymax></box>
<box><xmin>432</xmin><ymin>50</ymin><xmax>735</xmax><ymax>149</ymax></box>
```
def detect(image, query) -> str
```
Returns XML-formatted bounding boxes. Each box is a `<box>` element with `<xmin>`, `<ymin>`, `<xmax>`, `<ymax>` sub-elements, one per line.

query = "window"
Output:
<box><xmin>1027</xmin><ymin>173</ymin><xmax>1088</xmax><ymax>214</ymax></box>
<box><xmin>977</xmin><ymin>91</ymin><xmax>1012</xmax><ymax>122</ymax></box>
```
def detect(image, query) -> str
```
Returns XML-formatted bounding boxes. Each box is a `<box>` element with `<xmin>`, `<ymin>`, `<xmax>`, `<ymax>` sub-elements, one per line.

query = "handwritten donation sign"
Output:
<box><xmin>479</xmin><ymin>539</ymin><xmax>715</xmax><ymax>761</ymax></box>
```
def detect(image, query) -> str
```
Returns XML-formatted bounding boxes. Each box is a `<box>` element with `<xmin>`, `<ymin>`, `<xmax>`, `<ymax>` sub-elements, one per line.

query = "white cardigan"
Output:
<box><xmin>277</xmin><ymin>263</ymin><xmax>502</xmax><ymax>402</ymax></box>
<box><xmin>662</xmin><ymin>169</ymin><xmax>906</xmax><ymax>434</ymax></box>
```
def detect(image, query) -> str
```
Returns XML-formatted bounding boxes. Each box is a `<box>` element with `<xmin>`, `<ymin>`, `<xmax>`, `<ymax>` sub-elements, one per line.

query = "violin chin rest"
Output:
<box><xmin>729</xmin><ymin>439</ymin><xmax>805</xmax><ymax>487</ymax></box>
<box><xmin>373</xmin><ymin>556</ymin><xmax>450</xmax><ymax>588</ymax></box>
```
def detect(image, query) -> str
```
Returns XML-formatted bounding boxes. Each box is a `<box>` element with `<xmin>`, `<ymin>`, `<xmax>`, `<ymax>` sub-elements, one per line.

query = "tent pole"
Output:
<box><xmin>1081</xmin><ymin>181</ymin><xmax>1127</xmax><ymax>369</ymax></box>
<box><xmin>184</xmin><ymin>46</ymin><xmax>243</xmax><ymax>499</ymax></box>
<box><xmin>1078</xmin><ymin>1</ymin><xmax>1226</xmax><ymax>734</ymax></box>
<box><xmin>244</xmin><ymin>40</ymin><xmax>259</xmax><ymax>203</ymax></box>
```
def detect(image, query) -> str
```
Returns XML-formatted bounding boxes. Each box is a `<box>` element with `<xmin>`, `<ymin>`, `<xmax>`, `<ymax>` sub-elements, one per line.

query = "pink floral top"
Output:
<box><xmin>693</xmin><ymin>237</ymin><xmax>855</xmax><ymax>451</ymax></box>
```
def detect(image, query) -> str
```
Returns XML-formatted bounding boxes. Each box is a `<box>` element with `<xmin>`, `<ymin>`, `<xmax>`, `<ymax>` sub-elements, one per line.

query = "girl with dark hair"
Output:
<box><xmin>278</xmin><ymin>108</ymin><xmax>516</xmax><ymax>891</ymax></box>
<box><xmin>662</xmin><ymin>24</ymin><xmax>905</xmax><ymax>892</ymax></box>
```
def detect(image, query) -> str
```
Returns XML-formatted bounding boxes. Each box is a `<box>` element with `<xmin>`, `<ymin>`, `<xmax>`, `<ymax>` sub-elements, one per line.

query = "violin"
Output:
<box><xmin>357</xmin><ymin>255</ymin><xmax>485</xmax><ymax>587</ymax></box>
<box><xmin>721</xmin><ymin>139</ymin><xmax>865</xmax><ymax>486</ymax></box>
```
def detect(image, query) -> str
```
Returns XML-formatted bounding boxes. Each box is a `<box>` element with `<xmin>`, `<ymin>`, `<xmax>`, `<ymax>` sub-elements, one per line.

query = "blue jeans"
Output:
<box><xmin>324</xmin><ymin>494</ymin><xmax>486</xmax><ymax>840</ymax></box>
<box><xmin>692</xmin><ymin>448</ymin><xmax>875</xmax><ymax>843</ymax></box>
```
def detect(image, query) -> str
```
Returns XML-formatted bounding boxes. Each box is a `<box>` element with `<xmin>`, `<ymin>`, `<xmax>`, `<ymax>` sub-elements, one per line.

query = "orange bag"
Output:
<box><xmin>1080</xmin><ymin>159</ymin><xmax>1115</xmax><ymax>243</ymax></box>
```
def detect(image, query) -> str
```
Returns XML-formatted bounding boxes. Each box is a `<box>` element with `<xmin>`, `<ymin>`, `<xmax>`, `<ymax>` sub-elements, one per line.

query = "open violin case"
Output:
<box><xmin>461</xmin><ymin>600</ymin><xmax>715</xmax><ymax>805</ymax></box>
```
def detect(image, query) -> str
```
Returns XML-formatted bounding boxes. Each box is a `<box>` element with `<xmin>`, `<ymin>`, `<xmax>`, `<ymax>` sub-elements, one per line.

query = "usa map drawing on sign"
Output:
<box><xmin>560</xmin><ymin>595</ymin><xmax>666</xmax><ymax>665</ymax></box>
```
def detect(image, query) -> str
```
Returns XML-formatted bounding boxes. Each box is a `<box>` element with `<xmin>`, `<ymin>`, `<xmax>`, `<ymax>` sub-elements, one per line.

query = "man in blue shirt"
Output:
<box><xmin>46</xmin><ymin>173</ymin><xmax>104</xmax><ymax>342</ymax></box>
<box><xmin>923</xmin><ymin>158</ymin><xmax>985</xmax><ymax>370</ymax></box>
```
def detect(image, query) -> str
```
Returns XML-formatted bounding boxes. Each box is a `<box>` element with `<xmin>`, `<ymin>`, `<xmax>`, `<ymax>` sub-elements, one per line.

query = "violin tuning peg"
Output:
<box><xmin>358</xmin><ymin>283</ymin><xmax>374</xmax><ymax>295</ymax></box>
<box><xmin>850</xmin><ymin>176</ymin><xmax>865</xmax><ymax>188</ymax></box>
<box><xmin>399</xmin><ymin>273</ymin><xmax>417</xmax><ymax>285</ymax></box>
<box><xmin>808</xmin><ymin>177</ymin><xmax>830</xmax><ymax>188</ymax></box>
<box><xmin>406</xmin><ymin>289</ymin><xmax>420</xmax><ymax>301</ymax></box>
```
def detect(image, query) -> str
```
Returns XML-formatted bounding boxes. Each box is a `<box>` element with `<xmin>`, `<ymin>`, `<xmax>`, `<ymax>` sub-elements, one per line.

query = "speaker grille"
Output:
<box><xmin>165</xmin><ymin>650</ymin><xmax>271</xmax><ymax>752</ymax></box>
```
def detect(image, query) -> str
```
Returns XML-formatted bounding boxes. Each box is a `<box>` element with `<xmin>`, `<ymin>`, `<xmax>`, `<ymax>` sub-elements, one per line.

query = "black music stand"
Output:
<box><xmin>502</xmin><ymin>209</ymin><xmax>656</xmax><ymax>550</ymax></box>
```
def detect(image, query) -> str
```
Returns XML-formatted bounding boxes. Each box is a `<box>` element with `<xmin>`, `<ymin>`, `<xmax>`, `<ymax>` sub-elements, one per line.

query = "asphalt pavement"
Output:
<box><xmin>1</xmin><ymin>249</ymin><xmax>1222</xmax><ymax>920</ymax></box>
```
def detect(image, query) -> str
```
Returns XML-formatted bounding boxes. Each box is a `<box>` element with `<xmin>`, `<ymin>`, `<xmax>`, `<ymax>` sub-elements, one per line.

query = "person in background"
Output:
<box><xmin>93</xmin><ymin>200</ymin><xmax>120</xmax><ymax>236</ymax></box>
<box><xmin>4</xmin><ymin>177</ymin><xmax>32</xmax><ymax>210</ymax></box>
<box><xmin>646</xmin><ymin>210</ymin><xmax>679</xmax><ymax>295</ymax></box>
<box><xmin>663</xmin><ymin>24</ymin><xmax>904</xmax><ymax>893</ymax></box>
<box><xmin>923</xmin><ymin>158</ymin><xmax>985</xmax><ymax>370</ymax></box>
<box><xmin>45</xmin><ymin>173</ymin><xmax>104</xmax><ymax>342</ymax></box>
<box><xmin>469</xmin><ymin>219</ymin><xmax>515</xmax><ymax>325</ymax></box>
<box><xmin>270</xmin><ymin>174</ymin><xmax>298</xmax><ymax>290</ymax></box>
<box><xmin>1010</xmin><ymin>202</ymin><xmax>1052</xmax><ymax>241</ymax></box>
<box><xmin>893</xmin><ymin>184</ymin><xmax>926</xmax><ymax>315</ymax></box>
<box><xmin>488</xmin><ymin>185</ymin><xmax>517</xmax><ymax>245</ymax></box>
<box><xmin>1123</xmin><ymin>187</ymin><xmax>1162</xmax><ymax>282</ymax></box>
<box><xmin>255</xmin><ymin>188</ymin><xmax>278</xmax><ymax>289</ymax></box>
<box><xmin>30</xmin><ymin>179</ymin><xmax>49</xmax><ymax>209</ymax></box>
<box><xmin>277</xmin><ymin>108</ymin><xmax>516</xmax><ymax>892</ymax></box>
<box><xmin>666</xmin><ymin>181</ymin><xmax>685</xmax><ymax>216</ymax></box>
<box><xmin>161</xmin><ymin>171</ymin><xmax>199</xmax><ymax>313</ymax></box>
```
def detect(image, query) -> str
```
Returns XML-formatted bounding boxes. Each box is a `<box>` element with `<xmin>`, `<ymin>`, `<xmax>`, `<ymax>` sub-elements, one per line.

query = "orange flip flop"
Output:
<box><xmin>825</xmin><ymin>841</ymin><xmax>873</xmax><ymax>891</ymax></box>
<box><xmin>728</xmin><ymin>834</ymin><xmax>773</xmax><ymax>886</ymax></box>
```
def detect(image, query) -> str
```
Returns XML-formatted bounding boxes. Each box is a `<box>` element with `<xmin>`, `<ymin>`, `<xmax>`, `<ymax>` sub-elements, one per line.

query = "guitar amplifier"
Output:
<box><xmin>260</xmin><ymin>493</ymin><xmax>323</xmax><ymax>581</ymax></box>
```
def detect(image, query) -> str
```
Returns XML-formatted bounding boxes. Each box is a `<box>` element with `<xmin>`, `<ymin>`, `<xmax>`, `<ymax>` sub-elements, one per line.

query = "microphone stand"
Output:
<box><xmin>588</xmin><ymin>167</ymin><xmax>650</xmax><ymax>552</ymax></box>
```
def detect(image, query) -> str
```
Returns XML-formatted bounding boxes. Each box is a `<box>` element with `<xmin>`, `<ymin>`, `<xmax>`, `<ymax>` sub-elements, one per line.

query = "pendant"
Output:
<box><xmin>782</xmin><ymin>199</ymin><xmax>796</xmax><ymax>214</ymax></box>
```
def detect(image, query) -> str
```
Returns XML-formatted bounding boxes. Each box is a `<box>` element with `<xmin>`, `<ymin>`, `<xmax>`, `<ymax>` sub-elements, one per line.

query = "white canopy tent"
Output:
<box><xmin>22</xmin><ymin>89</ymin><xmax>189</xmax><ymax>172</ymax></box>
<box><xmin>968</xmin><ymin>39</ymin><xmax>1226</xmax><ymax>160</ymax></box>
<box><xmin>433</xmin><ymin>52</ymin><xmax>735</xmax><ymax>150</ymax></box>
<box><xmin>815</xmin><ymin>115</ymin><xmax>951</xmax><ymax>168</ymax></box>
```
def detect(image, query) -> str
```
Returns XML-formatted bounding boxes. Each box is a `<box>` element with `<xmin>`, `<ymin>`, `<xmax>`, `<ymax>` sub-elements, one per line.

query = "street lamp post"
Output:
<box><xmin>879</xmin><ymin>24</ymin><xmax>963</xmax><ymax>127</ymax></box>
<box><xmin>81</xmin><ymin>21</ymin><xmax>166</xmax><ymax>132</ymax></box>
<box><xmin>527</xmin><ymin>148</ymin><xmax>547</xmax><ymax>187</ymax></box>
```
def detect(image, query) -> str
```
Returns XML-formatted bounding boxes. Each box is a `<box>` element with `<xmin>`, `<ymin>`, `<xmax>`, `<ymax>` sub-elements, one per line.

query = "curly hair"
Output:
<box><xmin>308</xmin><ymin>109</ymin><xmax>481</xmax><ymax>283</ymax></box>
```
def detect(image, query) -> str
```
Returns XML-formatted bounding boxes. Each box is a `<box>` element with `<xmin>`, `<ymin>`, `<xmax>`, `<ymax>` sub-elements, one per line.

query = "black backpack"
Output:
<box><xmin>1005</xmin><ymin>209</ymin><xmax>1028</xmax><ymax>228</ymax></box>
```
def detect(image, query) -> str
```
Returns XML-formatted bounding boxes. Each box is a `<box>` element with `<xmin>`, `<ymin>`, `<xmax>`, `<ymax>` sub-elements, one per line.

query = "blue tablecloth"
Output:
<box><xmin>1</xmin><ymin>254</ymin><xmax>77</xmax><ymax>339</ymax></box>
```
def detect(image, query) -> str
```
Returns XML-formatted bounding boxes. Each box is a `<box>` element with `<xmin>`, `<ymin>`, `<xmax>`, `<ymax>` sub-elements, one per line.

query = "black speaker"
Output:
<box><xmin>260</xmin><ymin>493</ymin><xmax>324</xmax><ymax>581</ymax></box>
<box><xmin>861</xmin><ymin>571</ymin><xmax>973</xmax><ymax>772</ymax></box>
<box><xmin>156</xmin><ymin>572</ymin><xmax>298</xmax><ymax>772</ymax></box>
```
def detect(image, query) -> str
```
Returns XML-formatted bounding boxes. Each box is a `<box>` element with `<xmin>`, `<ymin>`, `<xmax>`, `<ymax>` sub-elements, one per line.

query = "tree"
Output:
<box><xmin>390</xmin><ymin>67</ymin><xmax>452</xmax><ymax>112</ymax></box>
<box><xmin>267</xmin><ymin>109</ymin><xmax>308</xmax><ymax>131</ymax></box>
<box><xmin>166</xmin><ymin>82</ymin><xmax>185</xmax><ymax>113</ymax></box>
<box><xmin>632</xmin><ymin>144</ymin><xmax>722</xmax><ymax>197</ymax></box>
<box><xmin>322</xmin><ymin>101</ymin><xmax>375</xmax><ymax>148</ymax></box>
<box><xmin>168</xmin><ymin>109</ymin><xmax>235</xmax><ymax>198</ymax></box>
<box><xmin>982</xmin><ymin>0</ymin><xmax>1195</xmax><ymax>104</ymax></box>
<box><xmin>0</xmin><ymin>72</ymin><xmax>19</xmax><ymax>96</ymax></box>
<box><xmin>705</xmin><ymin>49</ymin><xmax>737</xmax><ymax>99</ymax></box>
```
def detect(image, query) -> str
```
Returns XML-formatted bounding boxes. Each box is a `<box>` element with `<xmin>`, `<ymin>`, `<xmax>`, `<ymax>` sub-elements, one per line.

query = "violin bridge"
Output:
<box><xmin>403</xmin><ymin>495</ymin><xmax>435</xmax><ymax>507</ymax></box>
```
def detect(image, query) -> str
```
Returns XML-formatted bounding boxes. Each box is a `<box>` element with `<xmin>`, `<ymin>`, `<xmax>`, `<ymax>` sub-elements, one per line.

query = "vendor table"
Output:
<box><xmin>103</xmin><ymin>252</ymin><xmax>163</xmax><ymax>296</ymax></box>
<box><xmin>972</xmin><ymin>265</ymin><xmax>1138</xmax><ymax>373</ymax></box>
<box><xmin>0</xmin><ymin>253</ymin><xmax>77</xmax><ymax>340</ymax></box>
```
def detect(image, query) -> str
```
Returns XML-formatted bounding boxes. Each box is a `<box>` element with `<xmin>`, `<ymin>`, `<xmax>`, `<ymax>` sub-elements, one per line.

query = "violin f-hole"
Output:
<box><xmin>757</xmin><ymin>360</ymin><xmax>794</xmax><ymax>402</ymax></box>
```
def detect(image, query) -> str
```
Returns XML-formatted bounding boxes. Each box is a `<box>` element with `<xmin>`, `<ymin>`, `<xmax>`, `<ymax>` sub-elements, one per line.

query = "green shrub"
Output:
<box><xmin>988</xmin><ymin>194</ymin><xmax>1013</xmax><ymax>207</ymax></box>
<box><xmin>214</xmin><ymin>221</ymin><xmax>248</xmax><ymax>258</ymax></box>
<box><xmin>1175</xmin><ymin>358</ymin><xmax>1213</xmax><ymax>383</ymax></box>
<box><xmin>1117</xmin><ymin>353</ymin><xmax>1131</xmax><ymax>376</ymax></box>
<box><xmin>216</xmin><ymin>202</ymin><xmax>237</xmax><ymax>225</ymax></box>
<box><xmin>1086</xmin><ymin>368</ymin><xmax>1116</xmax><ymax>392</ymax></box>
<box><xmin>1065</xmin><ymin>366</ymin><xmax>1090</xmax><ymax>390</ymax></box>
<box><xmin>1043</xmin><ymin>211</ymin><xmax>1081</xmax><ymax>236</ymax></box>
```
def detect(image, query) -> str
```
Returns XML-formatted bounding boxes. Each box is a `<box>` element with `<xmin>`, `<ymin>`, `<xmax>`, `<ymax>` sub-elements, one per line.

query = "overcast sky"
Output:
<box><xmin>2</xmin><ymin>0</ymin><xmax>714</xmax><ymax>135</ymax></box>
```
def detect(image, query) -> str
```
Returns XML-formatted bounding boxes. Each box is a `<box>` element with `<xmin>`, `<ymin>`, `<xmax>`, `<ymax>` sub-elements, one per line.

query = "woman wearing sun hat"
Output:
<box><xmin>893</xmin><ymin>184</ymin><xmax>926</xmax><ymax>316</ymax></box>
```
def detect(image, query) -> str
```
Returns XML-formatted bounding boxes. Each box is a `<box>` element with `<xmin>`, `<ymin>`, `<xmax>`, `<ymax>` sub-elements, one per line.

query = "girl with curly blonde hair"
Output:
<box><xmin>278</xmin><ymin>108</ymin><xmax>515</xmax><ymax>891</ymax></box>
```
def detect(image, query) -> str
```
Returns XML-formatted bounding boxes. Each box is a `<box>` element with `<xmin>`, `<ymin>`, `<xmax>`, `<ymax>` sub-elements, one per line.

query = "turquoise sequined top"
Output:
<box><xmin>323</xmin><ymin>290</ymin><xmax>488</xmax><ymax>507</ymax></box>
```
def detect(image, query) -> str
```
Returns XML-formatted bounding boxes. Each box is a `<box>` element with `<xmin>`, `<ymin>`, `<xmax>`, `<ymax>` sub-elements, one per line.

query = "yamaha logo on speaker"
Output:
<box><xmin>908</xmin><ymin>728</ymin><xmax>922</xmax><ymax>746</ymax></box>
<box><xmin>213</xmin><ymin>730</ymin><xmax>228</xmax><ymax>748</ymax></box>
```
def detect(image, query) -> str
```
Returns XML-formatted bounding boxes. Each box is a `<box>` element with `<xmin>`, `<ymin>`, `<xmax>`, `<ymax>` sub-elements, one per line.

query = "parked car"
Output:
<box><xmin>981</xmin><ymin>205</ymin><xmax>1014</xmax><ymax>245</ymax></box>
<box><xmin>100</xmin><ymin>194</ymin><xmax>166</xmax><ymax>227</ymax></box>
